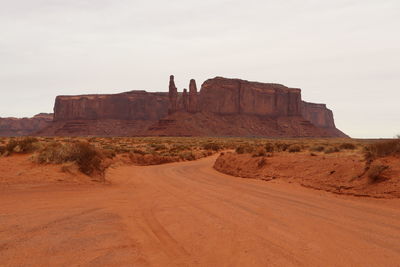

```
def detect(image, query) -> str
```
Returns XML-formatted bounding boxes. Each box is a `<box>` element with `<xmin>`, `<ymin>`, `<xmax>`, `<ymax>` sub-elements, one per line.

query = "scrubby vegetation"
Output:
<box><xmin>0</xmin><ymin>137</ymin><xmax>235</xmax><ymax>178</ymax></box>
<box><xmin>364</xmin><ymin>139</ymin><xmax>400</xmax><ymax>160</ymax></box>
<box><xmin>339</xmin><ymin>143</ymin><xmax>357</xmax><ymax>150</ymax></box>
<box><xmin>324</xmin><ymin>146</ymin><xmax>340</xmax><ymax>154</ymax></box>
<box><xmin>32</xmin><ymin>141</ymin><xmax>106</xmax><ymax>177</ymax></box>
<box><xmin>0</xmin><ymin>136</ymin><xmax>396</xmax><ymax>183</ymax></box>
<box><xmin>5</xmin><ymin>137</ymin><xmax>39</xmax><ymax>155</ymax></box>
<box><xmin>288</xmin><ymin>145</ymin><xmax>301</xmax><ymax>153</ymax></box>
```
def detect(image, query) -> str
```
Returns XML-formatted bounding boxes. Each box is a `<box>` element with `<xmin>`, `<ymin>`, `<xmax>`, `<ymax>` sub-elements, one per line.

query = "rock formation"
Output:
<box><xmin>152</xmin><ymin>76</ymin><xmax>346</xmax><ymax>137</ymax></box>
<box><xmin>198</xmin><ymin>77</ymin><xmax>302</xmax><ymax>116</ymax></box>
<box><xmin>0</xmin><ymin>113</ymin><xmax>53</xmax><ymax>136</ymax></box>
<box><xmin>301</xmin><ymin>101</ymin><xmax>335</xmax><ymax>129</ymax></box>
<box><xmin>168</xmin><ymin>75</ymin><xmax>178</xmax><ymax>114</ymax></box>
<box><xmin>188</xmin><ymin>79</ymin><xmax>198</xmax><ymax>113</ymax></box>
<box><xmin>54</xmin><ymin>91</ymin><xmax>169</xmax><ymax>121</ymax></box>
<box><xmin>7</xmin><ymin>75</ymin><xmax>346</xmax><ymax>137</ymax></box>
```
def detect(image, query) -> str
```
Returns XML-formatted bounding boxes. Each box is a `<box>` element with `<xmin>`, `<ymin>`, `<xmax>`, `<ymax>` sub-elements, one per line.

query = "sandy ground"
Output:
<box><xmin>214</xmin><ymin>152</ymin><xmax>400</xmax><ymax>198</ymax></box>
<box><xmin>1</xmin><ymin>155</ymin><xmax>400</xmax><ymax>266</ymax></box>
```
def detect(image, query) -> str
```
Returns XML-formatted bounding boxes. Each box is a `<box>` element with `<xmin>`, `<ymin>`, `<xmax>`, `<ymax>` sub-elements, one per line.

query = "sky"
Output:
<box><xmin>0</xmin><ymin>0</ymin><xmax>399</xmax><ymax>138</ymax></box>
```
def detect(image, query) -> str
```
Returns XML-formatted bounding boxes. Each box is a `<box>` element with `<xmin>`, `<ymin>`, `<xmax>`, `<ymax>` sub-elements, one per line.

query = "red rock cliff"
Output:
<box><xmin>43</xmin><ymin>75</ymin><xmax>346</xmax><ymax>137</ymax></box>
<box><xmin>198</xmin><ymin>77</ymin><xmax>301</xmax><ymax>116</ymax></box>
<box><xmin>301</xmin><ymin>101</ymin><xmax>335</xmax><ymax>129</ymax></box>
<box><xmin>0</xmin><ymin>113</ymin><xmax>53</xmax><ymax>136</ymax></box>
<box><xmin>54</xmin><ymin>91</ymin><xmax>169</xmax><ymax>121</ymax></box>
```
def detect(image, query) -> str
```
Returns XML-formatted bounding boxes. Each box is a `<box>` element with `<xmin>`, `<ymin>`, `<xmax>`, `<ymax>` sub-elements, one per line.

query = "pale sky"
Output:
<box><xmin>0</xmin><ymin>0</ymin><xmax>399</xmax><ymax>138</ymax></box>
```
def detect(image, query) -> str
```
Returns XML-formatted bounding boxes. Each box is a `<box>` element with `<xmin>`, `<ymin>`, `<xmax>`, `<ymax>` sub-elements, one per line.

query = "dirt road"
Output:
<box><xmin>1</xmin><ymin>155</ymin><xmax>400</xmax><ymax>266</ymax></box>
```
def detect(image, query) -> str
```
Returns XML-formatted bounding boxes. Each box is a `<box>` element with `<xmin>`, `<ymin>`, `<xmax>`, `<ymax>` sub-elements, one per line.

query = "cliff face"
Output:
<box><xmin>54</xmin><ymin>91</ymin><xmax>169</xmax><ymax>121</ymax></box>
<box><xmin>161</xmin><ymin>76</ymin><xmax>345</xmax><ymax>137</ymax></box>
<box><xmin>0</xmin><ymin>113</ymin><xmax>53</xmax><ymax>136</ymax></box>
<box><xmin>301</xmin><ymin>101</ymin><xmax>335</xmax><ymax>129</ymax></box>
<box><xmin>39</xmin><ymin>75</ymin><xmax>346</xmax><ymax>137</ymax></box>
<box><xmin>199</xmin><ymin>77</ymin><xmax>301</xmax><ymax>116</ymax></box>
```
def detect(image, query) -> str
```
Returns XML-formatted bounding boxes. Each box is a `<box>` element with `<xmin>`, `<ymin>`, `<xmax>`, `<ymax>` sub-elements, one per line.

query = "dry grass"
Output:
<box><xmin>288</xmin><ymin>145</ymin><xmax>301</xmax><ymax>153</ymax></box>
<box><xmin>364</xmin><ymin>139</ymin><xmax>400</xmax><ymax>160</ymax></box>
<box><xmin>32</xmin><ymin>141</ymin><xmax>106</xmax><ymax>177</ymax></box>
<box><xmin>324</xmin><ymin>146</ymin><xmax>340</xmax><ymax>154</ymax></box>
<box><xmin>339</xmin><ymin>143</ymin><xmax>357</xmax><ymax>150</ymax></box>
<box><xmin>0</xmin><ymin>136</ymin><xmax>392</xmax><ymax>180</ymax></box>
<box><xmin>4</xmin><ymin>137</ymin><xmax>39</xmax><ymax>155</ymax></box>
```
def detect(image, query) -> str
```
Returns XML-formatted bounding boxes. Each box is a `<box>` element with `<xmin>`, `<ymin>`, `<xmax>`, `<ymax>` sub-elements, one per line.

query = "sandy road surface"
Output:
<box><xmin>1</xmin><ymin>155</ymin><xmax>400</xmax><ymax>266</ymax></box>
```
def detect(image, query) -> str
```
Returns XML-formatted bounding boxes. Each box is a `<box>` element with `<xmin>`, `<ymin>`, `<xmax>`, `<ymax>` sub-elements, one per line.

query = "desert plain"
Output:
<box><xmin>0</xmin><ymin>136</ymin><xmax>399</xmax><ymax>266</ymax></box>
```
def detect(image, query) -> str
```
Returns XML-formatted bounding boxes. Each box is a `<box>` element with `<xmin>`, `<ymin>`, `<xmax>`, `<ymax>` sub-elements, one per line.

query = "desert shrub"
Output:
<box><xmin>6</xmin><ymin>139</ymin><xmax>19</xmax><ymax>153</ymax></box>
<box><xmin>264</xmin><ymin>143</ymin><xmax>274</xmax><ymax>153</ymax></box>
<box><xmin>0</xmin><ymin>145</ymin><xmax>5</xmax><ymax>155</ymax></box>
<box><xmin>235</xmin><ymin>144</ymin><xmax>255</xmax><ymax>154</ymax></box>
<box><xmin>288</xmin><ymin>145</ymin><xmax>301</xmax><ymax>153</ymax></box>
<box><xmin>202</xmin><ymin>142</ymin><xmax>221</xmax><ymax>151</ymax></box>
<box><xmin>275</xmin><ymin>143</ymin><xmax>290</xmax><ymax>152</ymax></box>
<box><xmin>129</xmin><ymin>153</ymin><xmax>178</xmax><ymax>165</ymax></box>
<box><xmin>33</xmin><ymin>141</ymin><xmax>105</xmax><ymax>176</ymax></box>
<box><xmin>324</xmin><ymin>146</ymin><xmax>340</xmax><ymax>154</ymax></box>
<box><xmin>171</xmin><ymin>144</ymin><xmax>190</xmax><ymax>152</ymax></box>
<box><xmin>367</xmin><ymin>164</ymin><xmax>389</xmax><ymax>183</ymax></box>
<box><xmin>114</xmin><ymin>146</ymin><xmax>130</xmax><ymax>153</ymax></box>
<box><xmin>70</xmin><ymin>142</ymin><xmax>104</xmax><ymax>176</ymax></box>
<box><xmin>5</xmin><ymin>137</ymin><xmax>39</xmax><ymax>154</ymax></box>
<box><xmin>339</xmin><ymin>143</ymin><xmax>356</xmax><ymax>150</ymax></box>
<box><xmin>310</xmin><ymin>145</ymin><xmax>325</xmax><ymax>152</ymax></box>
<box><xmin>364</xmin><ymin>139</ymin><xmax>400</xmax><ymax>160</ymax></box>
<box><xmin>252</xmin><ymin>147</ymin><xmax>267</xmax><ymax>157</ymax></box>
<box><xmin>34</xmin><ymin>142</ymin><xmax>73</xmax><ymax>164</ymax></box>
<box><xmin>179</xmin><ymin>151</ymin><xmax>196</xmax><ymax>161</ymax></box>
<box><xmin>149</xmin><ymin>143</ymin><xmax>167</xmax><ymax>151</ymax></box>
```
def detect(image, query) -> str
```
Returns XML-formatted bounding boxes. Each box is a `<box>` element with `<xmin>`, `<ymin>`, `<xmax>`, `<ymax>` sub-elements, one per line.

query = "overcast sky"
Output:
<box><xmin>0</xmin><ymin>0</ymin><xmax>399</xmax><ymax>138</ymax></box>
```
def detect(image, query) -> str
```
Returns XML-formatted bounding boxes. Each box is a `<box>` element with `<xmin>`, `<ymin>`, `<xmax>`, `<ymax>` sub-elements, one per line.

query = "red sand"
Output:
<box><xmin>1</xmin><ymin>155</ymin><xmax>400</xmax><ymax>266</ymax></box>
<box><xmin>214</xmin><ymin>152</ymin><xmax>400</xmax><ymax>198</ymax></box>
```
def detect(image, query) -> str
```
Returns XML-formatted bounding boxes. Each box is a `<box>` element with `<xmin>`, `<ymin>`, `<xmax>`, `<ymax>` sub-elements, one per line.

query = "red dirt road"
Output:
<box><xmin>1</xmin><ymin>155</ymin><xmax>400</xmax><ymax>266</ymax></box>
